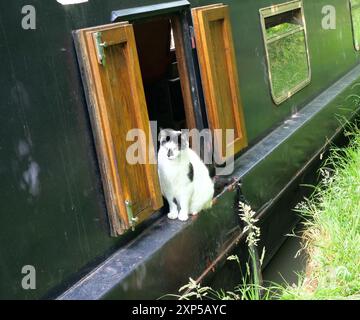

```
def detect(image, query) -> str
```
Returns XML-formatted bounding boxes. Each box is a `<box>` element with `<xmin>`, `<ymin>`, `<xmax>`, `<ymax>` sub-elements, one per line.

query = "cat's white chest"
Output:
<box><xmin>158</xmin><ymin>154</ymin><xmax>188</xmax><ymax>193</ymax></box>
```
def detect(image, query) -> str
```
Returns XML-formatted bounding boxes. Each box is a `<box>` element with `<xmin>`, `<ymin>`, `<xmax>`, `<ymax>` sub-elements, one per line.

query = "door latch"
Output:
<box><xmin>189</xmin><ymin>26</ymin><xmax>196</xmax><ymax>49</ymax></box>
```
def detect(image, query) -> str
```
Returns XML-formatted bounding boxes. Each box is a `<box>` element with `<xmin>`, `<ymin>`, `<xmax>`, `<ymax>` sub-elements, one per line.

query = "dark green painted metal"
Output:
<box><xmin>0</xmin><ymin>0</ymin><xmax>359</xmax><ymax>299</ymax></box>
<box><xmin>58</xmin><ymin>65</ymin><xmax>360</xmax><ymax>299</ymax></box>
<box><xmin>111</xmin><ymin>0</ymin><xmax>190</xmax><ymax>21</ymax></box>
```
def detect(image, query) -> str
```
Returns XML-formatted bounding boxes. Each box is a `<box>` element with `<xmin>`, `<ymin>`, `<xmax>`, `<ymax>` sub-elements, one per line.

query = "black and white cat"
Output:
<box><xmin>157</xmin><ymin>129</ymin><xmax>214</xmax><ymax>221</ymax></box>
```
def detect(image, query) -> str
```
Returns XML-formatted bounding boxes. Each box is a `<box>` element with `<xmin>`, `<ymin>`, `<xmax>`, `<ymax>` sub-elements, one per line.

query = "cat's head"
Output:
<box><xmin>159</xmin><ymin>129</ymin><xmax>189</xmax><ymax>160</ymax></box>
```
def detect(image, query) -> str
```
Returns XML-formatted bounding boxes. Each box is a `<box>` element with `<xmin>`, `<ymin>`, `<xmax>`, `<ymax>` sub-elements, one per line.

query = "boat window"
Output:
<box><xmin>350</xmin><ymin>0</ymin><xmax>360</xmax><ymax>50</ymax></box>
<box><xmin>73</xmin><ymin>4</ymin><xmax>248</xmax><ymax>235</ymax></box>
<box><xmin>259</xmin><ymin>0</ymin><xmax>311</xmax><ymax>105</ymax></box>
<box><xmin>133</xmin><ymin>18</ymin><xmax>188</xmax><ymax>130</ymax></box>
<box><xmin>73</xmin><ymin>10</ymin><xmax>203</xmax><ymax>235</ymax></box>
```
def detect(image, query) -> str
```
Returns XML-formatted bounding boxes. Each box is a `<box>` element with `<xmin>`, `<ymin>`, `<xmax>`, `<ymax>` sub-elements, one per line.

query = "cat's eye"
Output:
<box><xmin>259</xmin><ymin>0</ymin><xmax>311</xmax><ymax>105</ymax></box>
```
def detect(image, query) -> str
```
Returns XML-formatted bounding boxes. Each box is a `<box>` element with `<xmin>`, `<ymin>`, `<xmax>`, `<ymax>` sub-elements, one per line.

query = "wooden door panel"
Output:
<box><xmin>192</xmin><ymin>4</ymin><xmax>247</xmax><ymax>161</ymax></box>
<box><xmin>74</xmin><ymin>22</ymin><xmax>163</xmax><ymax>235</ymax></box>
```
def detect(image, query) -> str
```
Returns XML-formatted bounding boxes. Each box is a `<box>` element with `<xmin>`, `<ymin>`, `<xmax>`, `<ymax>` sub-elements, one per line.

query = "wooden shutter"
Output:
<box><xmin>192</xmin><ymin>4</ymin><xmax>247</xmax><ymax>162</ymax></box>
<box><xmin>74</xmin><ymin>22</ymin><xmax>163</xmax><ymax>236</ymax></box>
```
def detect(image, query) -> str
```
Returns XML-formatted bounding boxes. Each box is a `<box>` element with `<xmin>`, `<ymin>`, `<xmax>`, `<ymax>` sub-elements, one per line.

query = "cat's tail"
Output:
<box><xmin>190</xmin><ymin>198</ymin><xmax>213</xmax><ymax>214</ymax></box>
<box><xmin>203</xmin><ymin>199</ymin><xmax>213</xmax><ymax>210</ymax></box>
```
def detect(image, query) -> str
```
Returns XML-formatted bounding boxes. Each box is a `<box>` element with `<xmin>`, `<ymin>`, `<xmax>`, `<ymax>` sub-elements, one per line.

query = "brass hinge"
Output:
<box><xmin>125</xmin><ymin>200</ymin><xmax>138</xmax><ymax>231</ymax></box>
<box><xmin>93</xmin><ymin>32</ymin><xmax>107</xmax><ymax>66</ymax></box>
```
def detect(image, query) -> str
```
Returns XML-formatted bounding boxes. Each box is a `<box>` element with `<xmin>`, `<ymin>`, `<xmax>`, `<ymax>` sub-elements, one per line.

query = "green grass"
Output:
<box><xmin>266</xmin><ymin>23</ymin><xmax>309</xmax><ymax>100</ymax></box>
<box><xmin>276</xmin><ymin>127</ymin><xmax>360</xmax><ymax>300</ymax></box>
<box><xmin>171</xmin><ymin>126</ymin><xmax>360</xmax><ymax>301</ymax></box>
<box><xmin>266</xmin><ymin>22</ymin><xmax>300</xmax><ymax>38</ymax></box>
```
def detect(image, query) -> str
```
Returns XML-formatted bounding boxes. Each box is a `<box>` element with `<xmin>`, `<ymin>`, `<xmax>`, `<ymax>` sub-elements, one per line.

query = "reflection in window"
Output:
<box><xmin>260</xmin><ymin>1</ymin><xmax>311</xmax><ymax>105</ymax></box>
<box><xmin>350</xmin><ymin>0</ymin><xmax>360</xmax><ymax>50</ymax></box>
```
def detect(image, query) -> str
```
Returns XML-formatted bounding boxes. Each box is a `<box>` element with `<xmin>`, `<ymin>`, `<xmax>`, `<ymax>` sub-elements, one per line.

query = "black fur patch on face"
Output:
<box><xmin>188</xmin><ymin>162</ymin><xmax>194</xmax><ymax>182</ymax></box>
<box><xmin>173</xmin><ymin>197</ymin><xmax>181</xmax><ymax>212</ymax></box>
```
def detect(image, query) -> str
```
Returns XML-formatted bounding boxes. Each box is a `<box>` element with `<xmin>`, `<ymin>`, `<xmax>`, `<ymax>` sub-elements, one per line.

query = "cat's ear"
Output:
<box><xmin>180</xmin><ymin>130</ymin><xmax>189</xmax><ymax>150</ymax></box>
<box><xmin>158</xmin><ymin>127</ymin><xmax>165</xmax><ymax>140</ymax></box>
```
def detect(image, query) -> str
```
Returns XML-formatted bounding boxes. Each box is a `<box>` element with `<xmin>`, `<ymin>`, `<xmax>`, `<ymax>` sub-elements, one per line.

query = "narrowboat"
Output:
<box><xmin>1</xmin><ymin>0</ymin><xmax>360</xmax><ymax>299</ymax></box>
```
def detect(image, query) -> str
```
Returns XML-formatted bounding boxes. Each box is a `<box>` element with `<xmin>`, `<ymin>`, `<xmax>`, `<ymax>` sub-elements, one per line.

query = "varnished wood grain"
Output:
<box><xmin>75</xmin><ymin>22</ymin><xmax>163</xmax><ymax>235</ymax></box>
<box><xmin>192</xmin><ymin>4</ymin><xmax>248</xmax><ymax>162</ymax></box>
<box><xmin>171</xmin><ymin>16</ymin><xmax>197</xmax><ymax>130</ymax></box>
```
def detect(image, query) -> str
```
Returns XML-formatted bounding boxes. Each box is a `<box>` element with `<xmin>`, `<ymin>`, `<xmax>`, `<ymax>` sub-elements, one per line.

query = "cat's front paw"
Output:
<box><xmin>178</xmin><ymin>212</ymin><xmax>189</xmax><ymax>221</ymax></box>
<box><xmin>167</xmin><ymin>211</ymin><xmax>178</xmax><ymax>220</ymax></box>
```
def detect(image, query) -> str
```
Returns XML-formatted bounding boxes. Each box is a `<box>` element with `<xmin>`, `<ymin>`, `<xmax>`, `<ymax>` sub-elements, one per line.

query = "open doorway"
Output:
<box><xmin>133</xmin><ymin>16</ymin><xmax>188</xmax><ymax>132</ymax></box>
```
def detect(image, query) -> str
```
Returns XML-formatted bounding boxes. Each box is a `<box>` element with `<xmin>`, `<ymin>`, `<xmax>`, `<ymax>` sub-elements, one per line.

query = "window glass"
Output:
<box><xmin>260</xmin><ymin>1</ymin><xmax>311</xmax><ymax>105</ymax></box>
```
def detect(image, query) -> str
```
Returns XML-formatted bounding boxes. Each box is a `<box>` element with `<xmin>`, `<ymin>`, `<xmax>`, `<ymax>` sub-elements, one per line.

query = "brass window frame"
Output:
<box><xmin>259</xmin><ymin>0</ymin><xmax>311</xmax><ymax>105</ymax></box>
<box><xmin>350</xmin><ymin>0</ymin><xmax>360</xmax><ymax>51</ymax></box>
